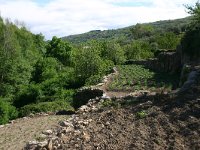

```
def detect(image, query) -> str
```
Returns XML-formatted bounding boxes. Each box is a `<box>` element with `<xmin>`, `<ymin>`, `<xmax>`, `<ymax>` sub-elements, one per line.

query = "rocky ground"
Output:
<box><xmin>25</xmin><ymin>78</ymin><xmax>200</xmax><ymax>150</ymax></box>
<box><xmin>1</xmin><ymin>65</ymin><xmax>200</xmax><ymax>150</ymax></box>
<box><xmin>0</xmin><ymin>115</ymin><xmax>68</xmax><ymax>150</ymax></box>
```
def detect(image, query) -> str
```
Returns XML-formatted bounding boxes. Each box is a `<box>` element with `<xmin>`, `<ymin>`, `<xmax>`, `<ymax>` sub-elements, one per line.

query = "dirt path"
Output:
<box><xmin>0</xmin><ymin>115</ymin><xmax>68</xmax><ymax>150</ymax></box>
<box><xmin>98</xmin><ymin>67</ymin><xmax>130</xmax><ymax>98</ymax></box>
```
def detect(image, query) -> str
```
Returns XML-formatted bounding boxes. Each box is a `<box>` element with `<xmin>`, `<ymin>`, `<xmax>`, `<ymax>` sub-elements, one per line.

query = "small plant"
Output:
<box><xmin>107</xmin><ymin>64</ymin><xmax>179</xmax><ymax>92</ymax></box>
<box><xmin>136</xmin><ymin>110</ymin><xmax>147</xmax><ymax>118</ymax></box>
<box><xmin>100</xmin><ymin>99</ymin><xmax>120</xmax><ymax>108</ymax></box>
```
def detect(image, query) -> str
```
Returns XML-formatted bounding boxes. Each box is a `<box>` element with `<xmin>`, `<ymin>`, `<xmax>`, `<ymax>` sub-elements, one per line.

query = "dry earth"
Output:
<box><xmin>25</xmin><ymin>82</ymin><xmax>200</xmax><ymax>150</ymax></box>
<box><xmin>0</xmin><ymin>115</ymin><xmax>68</xmax><ymax>150</ymax></box>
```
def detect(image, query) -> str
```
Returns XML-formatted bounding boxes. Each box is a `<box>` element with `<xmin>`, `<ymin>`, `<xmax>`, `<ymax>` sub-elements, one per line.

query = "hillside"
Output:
<box><xmin>63</xmin><ymin>17</ymin><xmax>191</xmax><ymax>44</ymax></box>
<box><xmin>24</xmin><ymin>63</ymin><xmax>200</xmax><ymax>150</ymax></box>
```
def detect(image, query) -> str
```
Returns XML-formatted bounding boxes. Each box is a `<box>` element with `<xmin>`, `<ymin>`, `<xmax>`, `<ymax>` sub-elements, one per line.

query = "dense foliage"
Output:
<box><xmin>181</xmin><ymin>2</ymin><xmax>200</xmax><ymax>58</ymax></box>
<box><xmin>108</xmin><ymin>65</ymin><xmax>179</xmax><ymax>92</ymax></box>
<box><xmin>0</xmin><ymin>2</ymin><xmax>199</xmax><ymax>124</ymax></box>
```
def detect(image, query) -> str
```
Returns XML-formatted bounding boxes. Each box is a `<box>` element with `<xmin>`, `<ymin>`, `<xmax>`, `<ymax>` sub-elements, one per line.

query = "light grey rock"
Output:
<box><xmin>42</xmin><ymin>130</ymin><xmax>53</xmax><ymax>135</ymax></box>
<box><xmin>59</xmin><ymin>121</ymin><xmax>74</xmax><ymax>128</ymax></box>
<box><xmin>47</xmin><ymin>139</ymin><xmax>53</xmax><ymax>150</ymax></box>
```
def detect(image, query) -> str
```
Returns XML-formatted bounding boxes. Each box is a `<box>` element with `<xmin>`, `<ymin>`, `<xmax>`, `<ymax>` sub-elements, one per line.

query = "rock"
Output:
<box><xmin>101</xmin><ymin>93</ymin><xmax>110</xmax><ymax>99</ymax></box>
<box><xmin>91</xmin><ymin>106</ymin><xmax>98</xmax><ymax>111</ymax></box>
<box><xmin>47</xmin><ymin>139</ymin><xmax>53</xmax><ymax>150</ymax></box>
<box><xmin>74</xmin><ymin>130</ymin><xmax>81</xmax><ymax>136</ymax></box>
<box><xmin>78</xmin><ymin>105</ymin><xmax>90</xmax><ymax>113</ymax></box>
<box><xmin>9</xmin><ymin>120</ymin><xmax>15</xmax><ymax>124</ymax></box>
<box><xmin>59</xmin><ymin>121</ymin><xmax>73</xmax><ymax>128</ymax></box>
<box><xmin>0</xmin><ymin>125</ymin><xmax>4</xmax><ymax>128</ymax></box>
<box><xmin>62</xmin><ymin>126</ymin><xmax>74</xmax><ymax>133</ymax></box>
<box><xmin>179</xmin><ymin>71</ymin><xmax>198</xmax><ymax>94</ymax></box>
<box><xmin>29</xmin><ymin>113</ymin><xmax>35</xmax><ymax>118</ymax></box>
<box><xmin>23</xmin><ymin>117</ymin><xmax>28</xmax><ymax>120</ymax></box>
<box><xmin>43</xmin><ymin>130</ymin><xmax>53</xmax><ymax>135</ymax></box>
<box><xmin>97</xmin><ymin>83</ymin><xmax>104</xmax><ymax>86</ymax></box>
<box><xmin>148</xmin><ymin>92</ymin><xmax>156</xmax><ymax>96</ymax></box>
<box><xmin>38</xmin><ymin>140</ymin><xmax>48</xmax><ymax>147</ymax></box>
<box><xmin>25</xmin><ymin>140</ymin><xmax>39</xmax><ymax>149</ymax></box>
<box><xmin>83</xmin><ymin>132</ymin><xmax>90</xmax><ymax>142</ymax></box>
<box><xmin>105</xmin><ymin>121</ymin><xmax>110</xmax><ymax>126</ymax></box>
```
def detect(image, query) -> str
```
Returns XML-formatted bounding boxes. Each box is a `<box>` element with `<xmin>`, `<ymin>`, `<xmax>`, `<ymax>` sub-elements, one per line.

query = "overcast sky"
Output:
<box><xmin>0</xmin><ymin>0</ymin><xmax>197</xmax><ymax>39</ymax></box>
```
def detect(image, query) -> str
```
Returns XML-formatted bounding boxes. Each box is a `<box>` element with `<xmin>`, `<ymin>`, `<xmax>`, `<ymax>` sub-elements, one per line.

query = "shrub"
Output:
<box><xmin>136</xmin><ymin>110</ymin><xmax>147</xmax><ymax>118</ymax></box>
<box><xmin>100</xmin><ymin>99</ymin><xmax>120</xmax><ymax>108</ymax></box>
<box><xmin>19</xmin><ymin>100</ymin><xmax>74</xmax><ymax>117</ymax></box>
<box><xmin>14</xmin><ymin>84</ymin><xmax>42</xmax><ymax>108</ymax></box>
<box><xmin>181</xmin><ymin>28</ymin><xmax>200</xmax><ymax>57</ymax></box>
<box><xmin>0</xmin><ymin>98</ymin><xmax>18</xmax><ymax>124</ymax></box>
<box><xmin>85</xmin><ymin>74</ymin><xmax>102</xmax><ymax>86</ymax></box>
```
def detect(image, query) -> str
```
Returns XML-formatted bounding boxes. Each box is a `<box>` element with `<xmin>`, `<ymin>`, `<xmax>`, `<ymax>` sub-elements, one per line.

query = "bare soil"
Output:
<box><xmin>0</xmin><ymin>115</ymin><xmax>68</xmax><ymax>150</ymax></box>
<box><xmin>61</xmin><ymin>85</ymin><xmax>200</xmax><ymax>150</ymax></box>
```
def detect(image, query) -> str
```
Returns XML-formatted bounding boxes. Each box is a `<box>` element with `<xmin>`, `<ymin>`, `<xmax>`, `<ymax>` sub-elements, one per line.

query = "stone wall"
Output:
<box><xmin>125</xmin><ymin>50</ymin><xmax>181</xmax><ymax>74</ymax></box>
<box><xmin>73</xmin><ymin>87</ymin><xmax>104</xmax><ymax>109</ymax></box>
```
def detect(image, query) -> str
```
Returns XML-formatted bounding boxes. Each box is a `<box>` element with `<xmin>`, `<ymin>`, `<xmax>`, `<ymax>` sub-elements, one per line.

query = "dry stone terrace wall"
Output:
<box><xmin>73</xmin><ymin>88</ymin><xmax>104</xmax><ymax>109</ymax></box>
<box><xmin>125</xmin><ymin>51</ymin><xmax>182</xmax><ymax>74</ymax></box>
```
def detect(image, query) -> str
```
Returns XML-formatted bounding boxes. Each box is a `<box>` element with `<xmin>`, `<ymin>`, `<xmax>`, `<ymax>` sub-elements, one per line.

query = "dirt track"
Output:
<box><xmin>0</xmin><ymin>115</ymin><xmax>68</xmax><ymax>150</ymax></box>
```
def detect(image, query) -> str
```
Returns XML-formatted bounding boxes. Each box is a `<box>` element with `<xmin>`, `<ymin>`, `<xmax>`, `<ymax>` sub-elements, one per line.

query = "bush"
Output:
<box><xmin>125</xmin><ymin>40</ymin><xmax>154</xmax><ymax>60</ymax></box>
<box><xmin>14</xmin><ymin>84</ymin><xmax>42</xmax><ymax>108</ymax></box>
<box><xmin>0</xmin><ymin>98</ymin><xmax>18</xmax><ymax>124</ymax></box>
<box><xmin>19</xmin><ymin>100</ymin><xmax>74</xmax><ymax>117</ymax></box>
<box><xmin>181</xmin><ymin>28</ymin><xmax>200</xmax><ymax>57</ymax></box>
<box><xmin>85</xmin><ymin>74</ymin><xmax>102</xmax><ymax>86</ymax></box>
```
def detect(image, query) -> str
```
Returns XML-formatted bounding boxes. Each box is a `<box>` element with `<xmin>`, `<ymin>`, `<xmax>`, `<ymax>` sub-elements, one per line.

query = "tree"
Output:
<box><xmin>186</xmin><ymin>2</ymin><xmax>200</xmax><ymax>28</ymax></box>
<box><xmin>181</xmin><ymin>2</ymin><xmax>200</xmax><ymax>57</ymax></box>
<box><xmin>125</xmin><ymin>40</ymin><xmax>153</xmax><ymax>60</ymax></box>
<box><xmin>101</xmin><ymin>41</ymin><xmax>126</xmax><ymax>65</ymax></box>
<box><xmin>131</xmin><ymin>24</ymin><xmax>154</xmax><ymax>39</ymax></box>
<box><xmin>46</xmin><ymin>36</ymin><xmax>72</xmax><ymax>66</ymax></box>
<box><xmin>73</xmin><ymin>46</ymin><xmax>103</xmax><ymax>80</ymax></box>
<box><xmin>155</xmin><ymin>32</ymin><xmax>180</xmax><ymax>49</ymax></box>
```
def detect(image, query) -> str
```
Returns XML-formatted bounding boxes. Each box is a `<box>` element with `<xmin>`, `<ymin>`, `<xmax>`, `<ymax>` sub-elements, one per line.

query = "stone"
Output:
<box><xmin>59</xmin><ymin>121</ymin><xmax>74</xmax><ymax>128</ymax></box>
<box><xmin>0</xmin><ymin>125</ymin><xmax>4</xmax><ymax>128</ymax></box>
<box><xmin>38</xmin><ymin>140</ymin><xmax>48</xmax><ymax>147</ymax></box>
<box><xmin>97</xmin><ymin>83</ymin><xmax>104</xmax><ymax>86</ymax></box>
<box><xmin>105</xmin><ymin>121</ymin><xmax>110</xmax><ymax>126</ymax></box>
<box><xmin>39</xmin><ymin>134</ymin><xmax>47</xmax><ymax>139</ymax></box>
<box><xmin>47</xmin><ymin>139</ymin><xmax>53</xmax><ymax>150</ymax></box>
<box><xmin>101</xmin><ymin>93</ymin><xmax>110</xmax><ymax>99</ymax></box>
<box><xmin>83</xmin><ymin>132</ymin><xmax>90</xmax><ymax>142</ymax></box>
<box><xmin>78</xmin><ymin>105</ymin><xmax>90</xmax><ymax>113</ymax></box>
<box><xmin>62</xmin><ymin>126</ymin><xmax>74</xmax><ymax>133</ymax></box>
<box><xmin>43</xmin><ymin>130</ymin><xmax>53</xmax><ymax>135</ymax></box>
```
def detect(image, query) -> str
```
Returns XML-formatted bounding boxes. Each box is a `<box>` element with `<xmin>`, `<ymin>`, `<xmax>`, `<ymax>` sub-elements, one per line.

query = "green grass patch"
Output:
<box><xmin>136</xmin><ymin>110</ymin><xmax>147</xmax><ymax>118</ymax></box>
<box><xmin>19</xmin><ymin>100</ymin><xmax>74</xmax><ymax>117</ymax></box>
<box><xmin>108</xmin><ymin>65</ymin><xmax>179</xmax><ymax>92</ymax></box>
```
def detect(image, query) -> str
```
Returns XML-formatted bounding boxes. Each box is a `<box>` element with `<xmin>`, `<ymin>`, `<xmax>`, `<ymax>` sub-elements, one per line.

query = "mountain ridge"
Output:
<box><xmin>63</xmin><ymin>17</ymin><xmax>191</xmax><ymax>44</ymax></box>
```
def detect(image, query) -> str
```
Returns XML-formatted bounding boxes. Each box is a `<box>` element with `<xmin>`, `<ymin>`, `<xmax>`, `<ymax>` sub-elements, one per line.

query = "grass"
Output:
<box><xmin>136</xmin><ymin>110</ymin><xmax>147</xmax><ymax>119</ymax></box>
<box><xmin>108</xmin><ymin>64</ymin><xmax>179</xmax><ymax>92</ymax></box>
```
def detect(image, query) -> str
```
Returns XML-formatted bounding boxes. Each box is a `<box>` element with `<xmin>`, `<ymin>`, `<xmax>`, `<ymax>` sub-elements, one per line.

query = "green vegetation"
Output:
<box><xmin>108</xmin><ymin>65</ymin><xmax>178</xmax><ymax>91</ymax></box>
<box><xmin>136</xmin><ymin>110</ymin><xmax>147</xmax><ymax>119</ymax></box>
<box><xmin>181</xmin><ymin>2</ymin><xmax>200</xmax><ymax>58</ymax></box>
<box><xmin>0</xmin><ymin>98</ymin><xmax>18</xmax><ymax>124</ymax></box>
<box><xmin>19</xmin><ymin>100</ymin><xmax>74</xmax><ymax>117</ymax></box>
<box><xmin>100</xmin><ymin>99</ymin><xmax>120</xmax><ymax>108</ymax></box>
<box><xmin>63</xmin><ymin>17</ymin><xmax>191</xmax><ymax>45</ymax></box>
<box><xmin>1</xmin><ymin>1</ymin><xmax>200</xmax><ymax>125</ymax></box>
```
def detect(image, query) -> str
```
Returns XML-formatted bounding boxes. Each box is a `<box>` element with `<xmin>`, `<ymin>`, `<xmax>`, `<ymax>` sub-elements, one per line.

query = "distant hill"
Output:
<box><xmin>62</xmin><ymin>17</ymin><xmax>192</xmax><ymax>44</ymax></box>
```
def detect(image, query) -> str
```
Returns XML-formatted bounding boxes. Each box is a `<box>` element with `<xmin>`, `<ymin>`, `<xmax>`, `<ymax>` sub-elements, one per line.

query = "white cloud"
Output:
<box><xmin>0</xmin><ymin>0</ymin><xmax>197</xmax><ymax>39</ymax></box>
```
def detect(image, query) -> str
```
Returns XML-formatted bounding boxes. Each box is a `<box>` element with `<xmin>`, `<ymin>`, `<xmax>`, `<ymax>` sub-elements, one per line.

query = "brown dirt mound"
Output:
<box><xmin>25</xmin><ymin>84</ymin><xmax>200</xmax><ymax>150</ymax></box>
